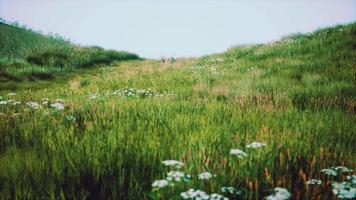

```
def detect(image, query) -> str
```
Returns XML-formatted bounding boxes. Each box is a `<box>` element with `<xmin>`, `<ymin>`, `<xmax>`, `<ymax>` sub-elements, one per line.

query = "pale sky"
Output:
<box><xmin>1</xmin><ymin>0</ymin><xmax>355</xmax><ymax>58</ymax></box>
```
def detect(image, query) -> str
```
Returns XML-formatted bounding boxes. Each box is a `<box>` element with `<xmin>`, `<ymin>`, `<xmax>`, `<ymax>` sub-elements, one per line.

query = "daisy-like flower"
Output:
<box><xmin>266</xmin><ymin>187</ymin><xmax>291</xmax><ymax>200</ymax></box>
<box><xmin>51</xmin><ymin>102</ymin><xmax>65</xmax><ymax>111</ymax></box>
<box><xmin>230</xmin><ymin>149</ymin><xmax>247</xmax><ymax>158</ymax></box>
<box><xmin>334</xmin><ymin>166</ymin><xmax>353</xmax><ymax>173</ymax></box>
<box><xmin>321</xmin><ymin>168</ymin><xmax>338</xmax><ymax>176</ymax></box>
<box><xmin>332</xmin><ymin>182</ymin><xmax>356</xmax><ymax>199</ymax></box>
<box><xmin>221</xmin><ymin>186</ymin><xmax>242</xmax><ymax>196</ymax></box>
<box><xmin>166</xmin><ymin>171</ymin><xmax>190</xmax><ymax>182</ymax></box>
<box><xmin>307</xmin><ymin>179</ymin><xmax>322</xmax><ymax>185</ymax></box>
<box><xmin>210</xmin><ymin>193</ymin><xmax>228</xmax><ymax>200</ymax></box>
<box><xmin>198</xmin><ymin>172</ymin><xmax>216</xmax><ymax>180</ymax></box>
<box><xmin>7</xmin><ymin>92</ymin><xmax>16</xmax><ymax>96</ymax></box>
<box><xmin>180</xmin><ymin>189</ymin><xmax>210</xmax><ymax>200</ymax></box>
<box><xmin>246</xmin><ymin>142</ymin><xmax>266</xmax><ymax>149</ymax></box>
<box><xmin>162</xmin><ymin>160</ymin><xmax>184</xmax><ymax>168</ymax></box>
<box><xmin>151</xmin><ymin>179</ymin><xmax>169</xmax><ymax>189</ymax></box>
<box><xmin>26</xmin><ymin>102</ymin><xmax>40</xmax><ymax>109</ymax></box>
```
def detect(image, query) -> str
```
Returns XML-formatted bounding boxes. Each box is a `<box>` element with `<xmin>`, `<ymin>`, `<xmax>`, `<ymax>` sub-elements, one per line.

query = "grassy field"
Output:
<box><xmin>0</xmin><ymin>19</ymin><xmax>140</xmax><ymax>85</ymax></box>
<box><xmin>0</xmin><ymin>22</ymin><xmax>355</xmax><ymax>199</ymax></box>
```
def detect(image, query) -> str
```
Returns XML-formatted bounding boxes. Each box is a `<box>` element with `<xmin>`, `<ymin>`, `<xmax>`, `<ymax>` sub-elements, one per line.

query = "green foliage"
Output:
<box><xmin>0</xmin><ymin>20</ymin><xmax>140</xmax><ymax>82</ymax></box>
<box><xmin>0</xmin><ymin>22</ymin><xmax>355</xmax><ymax>199</ymax></box>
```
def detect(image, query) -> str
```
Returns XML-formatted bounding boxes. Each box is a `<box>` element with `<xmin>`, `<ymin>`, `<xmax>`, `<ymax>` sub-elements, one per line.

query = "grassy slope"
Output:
<box><xmin>0</xmin><ymin>21</ymin><xmax>140</xmax><ymax>84</ymax></box>
<box><xmin>0</xmin><ymin>22</ymin><xmax>71</xmax><ymax>58</ymax></box>
<box><xmin>0</xmin><ymin>23</ymin><xmax>355</xmax><ymax>199</ymax></box>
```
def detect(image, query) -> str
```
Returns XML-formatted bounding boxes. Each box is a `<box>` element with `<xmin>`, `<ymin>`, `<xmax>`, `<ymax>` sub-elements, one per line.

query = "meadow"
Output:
<box><xmin>0</xmin><ymin>21</ymin><xmax>355</xmax><ymax>199</ymax></box>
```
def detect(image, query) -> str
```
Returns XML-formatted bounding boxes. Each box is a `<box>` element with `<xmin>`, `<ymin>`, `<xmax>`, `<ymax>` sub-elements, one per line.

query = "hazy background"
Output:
<box><xmin>1</xmin><ymin>0</ymin><xmax>355</xmax><ymax>58</ymax></box>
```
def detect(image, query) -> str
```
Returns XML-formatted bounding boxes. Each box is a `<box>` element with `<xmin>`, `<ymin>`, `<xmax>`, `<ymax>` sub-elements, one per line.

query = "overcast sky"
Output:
<box><xmin>1</xmin><ymin>0</ymin><xmax>355</xmax><ymax>58</ymax></box>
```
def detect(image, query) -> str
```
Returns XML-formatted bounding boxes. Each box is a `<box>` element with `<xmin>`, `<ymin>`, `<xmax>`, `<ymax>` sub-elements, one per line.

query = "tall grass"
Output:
<box><xmin>0</xmin><ymin>23</ymin><xmax>355</xmax><ymax>199</ymax></box>
<box><xmin>0</xmin><ymin>19</ymin><xmax>140</xmax><ymax>82</ymax></box>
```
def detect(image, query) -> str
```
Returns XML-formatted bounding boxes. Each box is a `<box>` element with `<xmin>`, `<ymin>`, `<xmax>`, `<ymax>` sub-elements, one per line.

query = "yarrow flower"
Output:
<box><xmin>321</xmin><ymin>168</ymin><xmax>338</xmax><ymax>176</ymax></box>
<box><xmin>334</xmin><ymin>166</ymin><xmax>353</xmax><ymax>173</ymax></box>
<box><xmin>26</xmin><ymin>102</ymin><xmax>40</xmax><ymax>109</ymax></box>
<box><xmin>266</xmin><ymin>187</ymin><xmax>291</xmax><ymax>200</ymax></box>
<box><xmin>230</xmin><ymin>149</ymin><xmax>247</xmax><ymax>158</ymax></box>
<box><xmin>210</xmin><ymin>193</ymin><xmax>228</xmax><ymax>200</ymax></box>
<box><xmin>332</xmin><ymin>182</ymin><xmax>356</xmax><ymax>199</ymax></box>
<box><xmin>246</xmin><ymin>142</ymin><xmax>266</xmax><ymax>149</ymax></box>
<box><xmin>180</xmin><ymin>189</ymin><xmax>210</xmax><ymax>200</ymax></box>
<box><xmin>307</xmin><ymin>179</ymin><xmax>322</xmax><ymax>185</ymax></box>
<box><xmin>221</xmin><ymin>186</ymin><xmax>242</xmax><ymax>196</ymax></box>
<box><xmin>51</xmin><ymin>102</ymin><xmax>65</xmax><ymax>111</ymax></box>
<box><xmin>162</xmin><ymin>160</ymin><xmax>184</xmax><ymax>169</ymax></box>
<box><xmin>166</xmin><ymin>171</ymin><xmax>190</xmax><ymax>182</ymax></box>
<box><xmin>198</xmin><ymin>172</ymin><xmax>216</xmax><ymax>180</ymax></box>
<box><xmin>151</xmin><ymin>179</ymin><xmax>169</xmax><ymax>189</ymax></box>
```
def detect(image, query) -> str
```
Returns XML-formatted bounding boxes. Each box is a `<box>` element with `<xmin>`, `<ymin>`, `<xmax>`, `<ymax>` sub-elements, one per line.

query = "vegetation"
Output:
<box><xmin>0</xmin><ymin>22</ymin><xmax>355</xmax><ymax>199</ymax></box>
<box><xmin>0</xmin><ymin>19</ymin><xmax>140</xmax><ymax>83</ymax></box>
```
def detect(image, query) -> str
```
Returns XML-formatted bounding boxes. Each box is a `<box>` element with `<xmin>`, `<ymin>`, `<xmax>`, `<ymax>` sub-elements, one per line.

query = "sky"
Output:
<box><xmin>0</xmin><ymin>0</ymin><xmax>355</xmax><ymax>58</ymax></box>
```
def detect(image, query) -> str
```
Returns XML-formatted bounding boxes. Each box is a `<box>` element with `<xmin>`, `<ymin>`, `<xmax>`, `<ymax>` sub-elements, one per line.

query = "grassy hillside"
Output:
<box><xmin>0</xmin><ymin>20</ymin><xmax>140</xmax><ymax>83</ymax></box>
<box><xmin>0</xmin><ymin>23</ymin><xmax>355</xmax><ymax>199</ymax></box>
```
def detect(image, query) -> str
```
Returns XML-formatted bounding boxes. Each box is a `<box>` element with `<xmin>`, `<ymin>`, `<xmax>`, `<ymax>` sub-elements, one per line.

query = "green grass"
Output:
<box><xmin>0</xmin><ymin>22</ymin><xmax>355</xmax><ymax>199</ymax></box>
<box><xmin>0</xmin><ymin>20</ymin><xmax>140</xmax><ymax>84</ymax></box>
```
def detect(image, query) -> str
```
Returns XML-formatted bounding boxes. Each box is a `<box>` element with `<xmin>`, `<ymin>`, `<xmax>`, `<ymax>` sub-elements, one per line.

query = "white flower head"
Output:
<box><xmin>230</xmin><ymin>149</ymin><xmax>247</xmax><ymax>158</ymax></box>
<box><xmin>26</xmin><ymin>102</ymin><xmax>40</xmax><ymax>109</ymax></box>
<box><xmin>162</xmin><ymin>160</ymin><xmax>184</xmax><ymax>169</ymax></box>
<box><xmin>198</xmin><ymin>172</ymin><xmax>216</xmax><ymax>180</ymax></box>
<box><xmin>333</xmin><ymin>166</ymin><xmax>353</xmax><ymax>173</ymax></box>
<box><xmin>307</xmin><ymin>179</ymin><xmax>322</xmax><ymax>185</ymax></box>
<box><xmin>166</xmin><ymin>171</ymin><xmax>188</xmax><ymax>182</ymax></box>
<box><xmin>51</xmin><ymin>102</ymin><xmax>65</xmax><ymax>111</ymax></box>
<box><xmin>7</xmin><ymin>93</ymin><xmax>16</xmax><ymax>96</ymax></box>
<box><xmin>321</xmin><ymin>168</ymin><xmax>338</xmax><ymax>176</ymax></box>
<box><xmin>246</xmin><ymin>142</ymin><xmax>266</xmax><ymax>149</ymax></box>
<box><xmin>266</xmin><ymin>187</ymin><xmax>291</xmax><ymax>200</ymax></box>
<box><xmin>210</xmin><ymin>193</ymin><xmax>228</xmax><ymax>200</ymax></box>
<box><xmin>221</xmin><ymin>186</ymin><xmax>242</xmax><ymax>196</ymax></box>
<box><xmin>152</xmin><ymin>179</ymin><xmax>169</xmax><ymax>189</ymax></box>
<box><xmin>180</xmin><ymin>189</ymin><xmax>210</xmax><ymax>200</ymax></box>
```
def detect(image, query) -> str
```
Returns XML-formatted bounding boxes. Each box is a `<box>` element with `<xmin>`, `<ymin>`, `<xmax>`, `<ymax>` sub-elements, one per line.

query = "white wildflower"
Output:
<box><xmin>0</xmin><ymin>101</ymin><xmax>8</xmax><ymax>105</ymax></box>
<box><xmin>51</xmin><ymin>102</ymin><xmax>65</xmax><ymax>111</ymax></box>
<box><xmin>210</xmin><ymin>193</ymin><xmax>228</xmax><ymax>200</ymax></box>
<box><xmin>334</xmin><ymin>166</ymin><xmax>353</xmax><ymax>173</ymax></box>
<box><xmin>230</xmin><ymin>149</ymin><xmax>247</xmax><ymax>158</ymax></box>
<box><xmin>307</xmin><ymin>179</ymin><xmax>322</xmax><ymax>185</ymax></box>
<box><xmin>332</xmin><ymin>182</ymin><xmax>356</xmax><ymax>199</ymax></box>
<box><xmin>167</xmin><ymin>171</ymin><xmax>184</xmax><ymax>182</ymax></box>
<box><xmin>151</xmin><ymin>179</ymin><xmax>169</xmax><ymax>189</ymax></box>
<box><xmin>7</xmin><ymin>93</ymin><xmax>16</xmax><ymax>96</ymax></box>
<box><xmin>26</xmin><ymin>102</ymin><xmax>40</xmax><ymax>109</ymax></box>
<box><xmin>221</xmin><ymin>187</ymin><xmax>242</xmax><ymax>195</ymax></box>
<box><xmin>246</xmin><ymin>142</ymin><xmax>266</xmax><ymax>149</ymax></box>
<box><xmin>198</xmin><ymin>172</ymin><xmax>215</xmax><ymax>180</ymax></box>
<box><xmin>266</xmin><ymin>187</ymin><xmax>291</xmax><ymax>200</ymax></box>
<box><xmin>321</xmin><ymin>169</ymin><xmax>338</xmax><ymax>176</ymax></box>
<box><xmin>180</xmin><ymin>189</ymin><xmax>210</xmax><ymax>200</ymax></box>
<box><xmin>346</xmin><ymin>175</ymin><xmax>356</xmax><ymax>184</ymax></box>
<box><xmin>162</xmin><ymin>160</ymin><xmax>184</xmax><ymax>168</ymax></box>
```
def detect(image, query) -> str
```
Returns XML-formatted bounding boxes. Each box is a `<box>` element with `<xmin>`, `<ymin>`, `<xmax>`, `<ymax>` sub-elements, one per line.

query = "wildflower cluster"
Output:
<box><xmin>266</xmin><ymin>187</ymin><xmax>291</xmax><ymax>200</ymax></box>
<box><xmin>113</xmin><ymin>87</ymin><xmax>174</xmax><ymax>98</ymax></box>
<box><xmin>180</xmin><ymin>189</ymin><xmax>228</xmax><ymax>200</ymax></box>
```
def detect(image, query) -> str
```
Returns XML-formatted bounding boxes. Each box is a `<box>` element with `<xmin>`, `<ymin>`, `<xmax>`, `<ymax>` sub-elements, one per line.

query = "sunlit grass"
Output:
<box><xmin>0</xmin><ymin>23</ymin><xmax>355</xmax><ymax>199</ymax></box>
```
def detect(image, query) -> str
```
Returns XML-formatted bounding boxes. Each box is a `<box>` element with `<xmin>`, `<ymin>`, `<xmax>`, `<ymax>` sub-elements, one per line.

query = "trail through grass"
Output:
<box><xmin>0</xmin><ymin>23</ymin><xmax>355</xmax><ymax>199</ymax></box>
